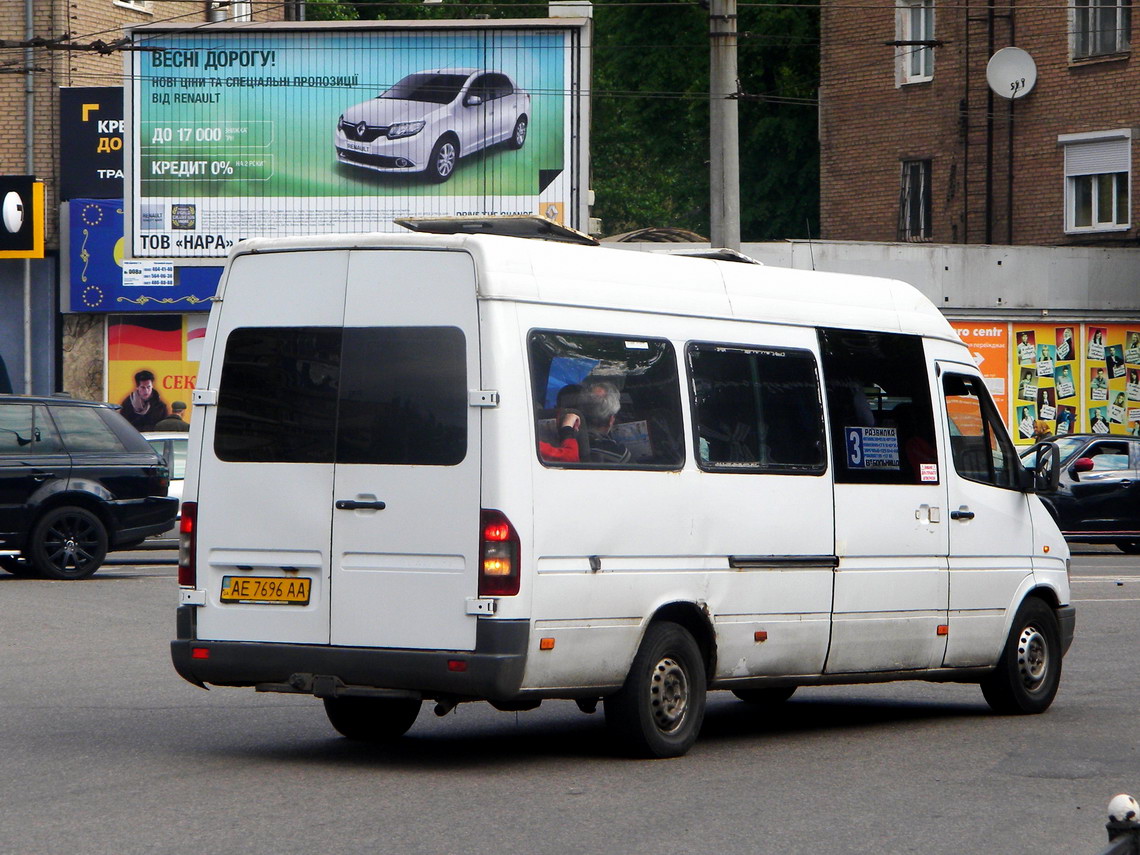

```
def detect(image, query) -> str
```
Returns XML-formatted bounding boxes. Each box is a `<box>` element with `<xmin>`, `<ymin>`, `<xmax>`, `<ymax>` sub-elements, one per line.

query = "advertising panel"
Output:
<box><xmin>128</xmin><ymin>22</ymin><xmax>586</xmax><ymax>258</ymax></box>
<box><xmin>951</xmin><ymin>322</ymin><xmax>1009</xmax><ymax>421</ymax></box>
<box><xmin>1084</xmin><ymin>323</ymin><xmax>1140</xmax><ymax>436</ymax></box>
<box><xmin>1011</xmin><ymin>323</ymin><xmax>1083</xmax><ymax>443</ymax></box>
<box><xmin>59</xmin><ymin>87</ymin><xmax>124</xmax><ymax>200</ymax></box>
<box><xmin>65</xmin><ymin>199</ymin><xmax>222</xmax><ymax>312</ymax></box>
<box><xmin>107</xmin><ymin>315</ymin><xmax>207</xmax><ymax>429</ymax></box>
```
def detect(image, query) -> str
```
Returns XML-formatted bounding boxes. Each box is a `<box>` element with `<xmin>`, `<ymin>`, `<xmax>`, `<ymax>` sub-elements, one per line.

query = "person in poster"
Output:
<box><xmin>1090</xmin><ymin>407</ymin><xmax>1109</xmax><ymax>434</ymax></box>
<box><xmin>1016</xmin><ymin>331</ymin><xmax>1036</xmax><ymax>364</ymax></box>
<box><xmin>1057</xmin><ymin>405</ymin><xmax>1077</xmax><ymax>435</ymax></box>
<box><xmin>1088</xmin><ymin>327</ymin><xmax>1107</xmax><ymax>360</ymax></box>
<box><xmin>1018</xmin><ymin>366</ymin><xmax>1037</xmax><ymax>401</ymax></box>
<box><xmin>1037</xmin><ymin>386</ymin><xmax>1057</xmax><ymax>421</ymax></box>
<box><xmin>1129</xmin><ymin>368</ymin><xmax>1140</xmax><ymax>401</ymax></box>
<box><xmin>1036</xmin><ymin>344</ymin><xmax>1055</xmax><ymax>377</ymax></box>
<box><xmin>1056</xmin><ymin>364</ymin><xmax>1077</xmax><ymax>399</ymax></box>
<box><xmin>1108</xmin><ymin>344</ymin><xmax>1126</xmax><ymax>378</ymax></box>
<box><xmin>119</xmin><ymin>369</ymin><xmax>169</xmax><ymax>431</ymax></box>
<box><xmin>1128</xmin><ymin>331</ymin><xmax>1140</xmax><ymax>364</ymax></box>
<box><xmin>1090</xmin><ymin>367</ymin><xmax>1109</xmax><ymax>399</ymax></box>
<box><xmin>1056</xmin><ymin>327</ymin><xmax>1076</xmax><ymax>362</ymax></box>
<box><xmin>1110</xmin><ymin>391</ymin><xmax>1127</xmax><ymax>424</ymax></box>
<box><xmin>1018</xmin><ymin>405</ymin><xmax>1036</xmax><ymax>439</ymax></box>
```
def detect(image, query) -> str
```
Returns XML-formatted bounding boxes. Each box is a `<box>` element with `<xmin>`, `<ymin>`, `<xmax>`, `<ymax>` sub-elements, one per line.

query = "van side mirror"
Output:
<box><xmin>1023</xmin><ymin>441</ymin><xmax>1060</xmax><ymax>493</ymax></box>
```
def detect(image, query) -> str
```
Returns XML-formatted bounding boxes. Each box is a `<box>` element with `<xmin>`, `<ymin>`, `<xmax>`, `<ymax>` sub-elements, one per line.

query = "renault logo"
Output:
<box><xmin>356</xmin><ymin>121</ymin><xmax>368</xmax><ymax>138</ymax></box>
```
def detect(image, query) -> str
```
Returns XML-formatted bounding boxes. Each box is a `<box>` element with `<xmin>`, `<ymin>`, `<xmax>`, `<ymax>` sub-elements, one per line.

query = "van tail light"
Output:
<box><xmin>178</xmin><ymin>501</ymin><xmax>197</xmax><ymax>588</ymax></box>
<box><xmin>479</xmin><ymin>509</ymin><xmax>520</xmax><ymax>596</ymax></box>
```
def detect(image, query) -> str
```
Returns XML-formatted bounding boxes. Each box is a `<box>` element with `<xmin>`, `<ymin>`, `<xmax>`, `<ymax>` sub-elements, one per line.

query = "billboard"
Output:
<box><xmin>59</xmin><ymin>88</ymin><xmax>124</xmax><ymax>200</ymax></box>
<box><xmin>127</xmin><ymin>21</ymin><xmax>588</xmax><ymax>258</ymax></box>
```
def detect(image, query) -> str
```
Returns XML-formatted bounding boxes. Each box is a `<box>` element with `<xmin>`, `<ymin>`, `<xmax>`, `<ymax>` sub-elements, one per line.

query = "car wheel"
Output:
<box><xmin>426</xmin><ymin>136</ymin><xmax>458</xmax><ymax>183</ymax></box>
<box><xmin>507</xmin><ymin>115</ymin><xmax>528</xmax><ymax>150</ymax></box>
<box><xmin>0</xmin><ymin>554</ymin><xmax>38</xmax><ymax>577</ymax></box>
<box><xmin>323</xmin><ymin>697</ymin><xmax>421</xmax><ymax>742</ymax></box>
<box><xmin>604</xmin><ymin>621</ymin><xmax>707</xmax><ymax>758</ymax></box>
<box><xmin>980</xmin><ymin>597</ymin><xmax>1061</xmax><ymax>715</ymax></box>
<box><xmin>732</xmin><ymin>686</ymin><xmax>797</xmax><ymax>706</ymax></box>
<box><xmin>1117</xmin><ymin>540</ymin><xmax>1140</xmax><ymax>554</ymax></box>
<box><xmin>29</xmin><ymin>506</ymin><xmax>109</xmax><ymax>581</ymax></box>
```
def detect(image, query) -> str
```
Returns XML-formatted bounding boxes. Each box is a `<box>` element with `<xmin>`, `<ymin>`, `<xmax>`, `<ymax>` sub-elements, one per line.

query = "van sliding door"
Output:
<box><xmin>820</xmin><ymin>329</ymin><xmax>950</xmax><ymax>674</ymax></box>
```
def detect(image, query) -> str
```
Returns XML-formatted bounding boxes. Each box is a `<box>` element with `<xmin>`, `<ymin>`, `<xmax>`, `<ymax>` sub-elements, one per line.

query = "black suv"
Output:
<box><xmin>0</xmin><ymin>394</ymin><xmax>178</xmax><ymax>579</ymax></box>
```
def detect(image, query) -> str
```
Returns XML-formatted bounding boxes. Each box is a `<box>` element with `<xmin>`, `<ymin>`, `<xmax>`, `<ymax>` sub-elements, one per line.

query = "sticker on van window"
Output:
<box><xmin>920</xmin><ymin>463</ymin><xmax>938</xmax><ymax>482</ymax></box>
<box><xmin>845</xmin><ymin>426</ymin><xmax>899</xmax><ymax>470</ymax></box>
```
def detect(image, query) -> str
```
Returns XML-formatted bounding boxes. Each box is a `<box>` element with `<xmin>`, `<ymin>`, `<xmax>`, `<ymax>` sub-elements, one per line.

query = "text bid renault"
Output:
<box><xmin>334</xmin><ymin>68</ymin><xmax>530</xmax><ymax>183</ymax></box>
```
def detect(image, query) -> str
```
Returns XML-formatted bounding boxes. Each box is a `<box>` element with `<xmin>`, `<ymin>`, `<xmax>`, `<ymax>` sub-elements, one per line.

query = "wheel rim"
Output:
<box><xmin>514</xmin><ymin>120</ymin><xmax>527</xmax><ymax>146</ymax></box>
<box><xmin>649</xmin><ymin>656</ymin><xmax>689</xmax><ymax>733</ymax></box>
<box><xmin>43</xmin><ymin>514</ymin><xmax>100</xmax><ymax>573</ymax></box>
<box><xmin>436</xmin><ymin>143</ymin><xmax>456</xmax><ymax>177</ymax></box>
<box><xmin>1017</xmin><ymin>624</ymin><xmax>1049</xmax><ymax>693</ymax></box>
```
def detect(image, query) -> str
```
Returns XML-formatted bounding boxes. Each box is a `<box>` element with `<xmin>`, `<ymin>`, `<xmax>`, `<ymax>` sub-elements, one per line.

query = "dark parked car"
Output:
<box><xmin>0</xmin><ymin>394</ymin><xmax>178</xmax><ymax>579</ymax></box>
<box><xmin>1021</xmin><ymin>433</ymin><xmax>1140</xmax><ymax>553</ymax></box>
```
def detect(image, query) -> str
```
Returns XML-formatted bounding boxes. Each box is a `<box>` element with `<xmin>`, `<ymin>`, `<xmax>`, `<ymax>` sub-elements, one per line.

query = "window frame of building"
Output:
<box><xmin>898</xmin><ymin>159</ymin><xmax>932</xmax><ymax>241</ymax></box>
<box><xmin>113</xmin><ymin>0</ymin><xmax>153</xmax><ymax>12</ymax></box>
<box><xmin>896</xmin><ymin>0</ymin><xmax>935</xmax><ymax>85</ymax></box>
<box><xmin>1071</xmin><ymin>0</ymin><xmax>1132</xmax><ymax>60</ymax></box>
<box><xmin>1060</xmin><ymin>129</ymin><xmax>1132</xmax><ymax>234</ymax></box>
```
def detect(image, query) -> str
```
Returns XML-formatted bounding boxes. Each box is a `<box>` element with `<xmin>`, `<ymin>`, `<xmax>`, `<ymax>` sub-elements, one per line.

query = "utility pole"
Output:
<box><xmin>709</xmin><ymin>0</ymin><xmax>741</xmax><ymax>251</ymax></box>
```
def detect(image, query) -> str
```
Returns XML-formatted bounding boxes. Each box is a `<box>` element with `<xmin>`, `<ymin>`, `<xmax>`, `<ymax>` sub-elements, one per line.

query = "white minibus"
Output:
<box><xmin>172</xmin><ymin>228</ymin><xmax>1075</xmax><ymax>758</ymax></box>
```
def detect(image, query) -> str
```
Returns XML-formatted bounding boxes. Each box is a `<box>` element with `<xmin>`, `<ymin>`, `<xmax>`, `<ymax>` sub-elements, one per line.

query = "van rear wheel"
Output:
<box><xmin>323</xmin><ymin>697</ymin><xmax>421</xmax><ymax>742</ymax></box>
<box><xmin>604</xmin><ymin>621</ymin><xmax>706</xmax><ymax>758</ymax></box>
<box><xmin>980</xmin><ymin>597</ymin><xmax>1061</xmax><ymax>715</ymax></box>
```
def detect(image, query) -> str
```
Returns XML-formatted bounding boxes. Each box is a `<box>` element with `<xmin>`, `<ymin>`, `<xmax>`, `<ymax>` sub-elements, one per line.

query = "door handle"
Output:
<box><xmin>950</xmin><ymin>508</ymin><xmax>975</xmax><ymax>521</ymax></box>
<box><xmin>335</xmin><ymin>500</ymin><xmax>386</xmax><ymax>511</ymax></box>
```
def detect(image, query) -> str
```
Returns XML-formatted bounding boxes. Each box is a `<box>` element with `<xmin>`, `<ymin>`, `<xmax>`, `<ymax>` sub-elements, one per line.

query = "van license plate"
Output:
<box><xmin>220</xmin><ymin>576</ymin><xmax>311</xmax><ymax>605</ymax></box>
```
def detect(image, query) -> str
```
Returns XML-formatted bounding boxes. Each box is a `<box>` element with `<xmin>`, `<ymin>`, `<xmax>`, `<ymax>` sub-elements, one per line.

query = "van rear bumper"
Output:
<box><xmin>171</xmin><ymin>609</ymin><xmax>529</xmax><ymax>701</ymax></box>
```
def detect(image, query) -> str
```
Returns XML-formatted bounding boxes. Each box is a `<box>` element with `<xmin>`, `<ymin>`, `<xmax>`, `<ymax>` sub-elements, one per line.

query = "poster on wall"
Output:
<box><xmin>128</xmin><ymin>22</ymin><xmax>587</xmax><ymax>258</ymax></box>
<box><xmin>1010</xmin><ymin>324</ymin><xmax>1083</xmax><ymax>443</ymax></box>
<box><xmin>1084</xmin><ymin>323</ymin><xmax>1140</xmax><ymax>436</ymax></box>
<box><xmin>107</xmin><ymin>314</ymin><xmax>207</xmax><ymax>431</ymax></box>
<box><xmin>951</xmin><ymin>323</ymin><xmax>1009</xmax><ymax>423</ymax></box>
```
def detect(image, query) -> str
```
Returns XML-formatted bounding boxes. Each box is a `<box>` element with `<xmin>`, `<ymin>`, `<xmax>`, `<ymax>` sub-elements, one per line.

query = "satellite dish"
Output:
<box><xmin>987</xmin><ymin>47</ymin><xmax>1037</xmax><ymax>99</ymax></box>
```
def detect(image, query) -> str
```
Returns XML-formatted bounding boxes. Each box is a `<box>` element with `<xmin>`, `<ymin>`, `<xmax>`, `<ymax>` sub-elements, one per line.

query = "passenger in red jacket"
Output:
<box><xmin>539</xmin><ymin>383</ymin><xmax>584</xmax><ymax>462</ymax></box>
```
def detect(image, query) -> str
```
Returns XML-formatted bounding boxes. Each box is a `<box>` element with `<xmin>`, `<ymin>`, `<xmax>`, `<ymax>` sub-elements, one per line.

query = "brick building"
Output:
<box><xmin>820</xmin><ymin>0</ymin><xmax>1137</xmax><ymax>247</ymax></box>
<box><xmin>0</xmin><ymin>1</ymin><xmax>287</xmax><ymax>395</ymax></box>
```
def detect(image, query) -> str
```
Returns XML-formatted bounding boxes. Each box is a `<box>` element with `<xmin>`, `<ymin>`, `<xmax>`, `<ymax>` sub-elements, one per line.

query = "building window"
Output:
<box><xmin>1060</xmin><ymin>130</ymin><xmax>1131</xmax><ymax>233</ymax></box>
<box><xmin>898</xmin><ymin>159</ymin><xmax>932</xmax><ymax>241</ymax></box>
<box><xmin>897</xmin><ymin>0</ymin><xmax>934</xmax><ymax>84</ymax></box>
<box><xmin>1072</xmin><ymin>0</ymin><xmax>1131</xmax><ymax>58</ymax></box>
<box><xmin>113</xmin><ymin>0</ymin><xmax>152</xmax><ymax>12</ymax></box>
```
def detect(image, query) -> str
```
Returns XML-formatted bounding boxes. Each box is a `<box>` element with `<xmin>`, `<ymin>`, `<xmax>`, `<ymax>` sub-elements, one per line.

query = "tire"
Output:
<box><xmin>507</xmin><ymin>115</ymin><xmax>528</xmax><ymax>150</ymax></box>
<box><xmin>1117</xmin><ymin>540</ymin><xmax>1140</xmax><ymax>555</ymax></box>
<box><xmin>323</xmin><ymin>697</ymin><xmax>421</xmax><ymax>743</ymax></box>
<box><xmin>29</xmin><ymin>506</ymin><xmax>108</xmax><ymax>581</ymax></box>
<box><xmin>732</xmin><ymin>686</ymin><xmax>796</xmax><ymax>706</ymax></box>
<box><xmin>0</xmin><ymin>555</ymin><xmax>38</xmax><ymax>577</ymax></box>
<box><xmin>426</xmin><ymin>136</ymin><xmax>458</xmax><ymax>183</ymax></box>
<box><xmin>980</xmin><ymin>597</ymin><xmax>1062</xmax><ymax>715</ymax></box>
<box><xmin>604</xmin><ymin>621</ymin><xmax>707</xmax><ymax>758</ymax></box>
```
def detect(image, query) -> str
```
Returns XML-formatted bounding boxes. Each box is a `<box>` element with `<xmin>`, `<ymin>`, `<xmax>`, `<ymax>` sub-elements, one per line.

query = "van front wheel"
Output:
<box><xmin>323</xmin><ymin>697</ymin><xmax>421</xmax><ymax>742</ymax></box>
<box><xmin>980</xmin><ymin>597</ymin><xmax>1061</xmax><ymax>715</ymax></box>
<box><xmin>604</xmin><ymin>621</ymin><xmax>706</xmax><ymax>758</ymax></box>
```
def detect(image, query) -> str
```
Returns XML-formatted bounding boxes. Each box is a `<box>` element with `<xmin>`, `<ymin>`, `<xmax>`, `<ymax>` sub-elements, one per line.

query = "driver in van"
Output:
<box><xmin>581</xmin><ymin>380</ymin><xmax>632</xmax><ymax>464</ymax></box>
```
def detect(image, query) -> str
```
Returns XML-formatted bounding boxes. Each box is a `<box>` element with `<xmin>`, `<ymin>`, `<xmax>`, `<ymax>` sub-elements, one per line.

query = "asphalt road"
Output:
<box><xmin>1</xmin><ymin>547</ymin><xmax>1137</xmax><ymax>855</ymax></box>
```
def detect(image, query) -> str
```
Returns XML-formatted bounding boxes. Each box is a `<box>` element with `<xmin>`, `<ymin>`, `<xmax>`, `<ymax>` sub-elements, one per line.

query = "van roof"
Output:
<box><xmin>227</xmin><ymin>232</ymin><xmax>958</xmax><ymax>341</ymax></box>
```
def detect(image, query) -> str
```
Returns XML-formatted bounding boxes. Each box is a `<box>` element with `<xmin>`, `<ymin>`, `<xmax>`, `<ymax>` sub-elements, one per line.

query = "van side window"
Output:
<box><xmin>215</xmin><ymin>326</ymin><xmax>466</xmax><ymax>466</ymax></box>
<box><xmin>943</xmin><ymin>372</ymin><xmax>1019</xmax><ymax>489</ymax></box>
<box><xmin>687</xmin><ymin>343</ymin><xmax>826</xmax><ymax>473</ymax></box>
<box><xmin>818</xmin><ymin>328</ymin><xmax>938</xmax><ymax>485</ymax></box>
<box><xmin>528</xmin><ymin>330</ymin><xmax>684</xmax><ymax>469</ymax></box>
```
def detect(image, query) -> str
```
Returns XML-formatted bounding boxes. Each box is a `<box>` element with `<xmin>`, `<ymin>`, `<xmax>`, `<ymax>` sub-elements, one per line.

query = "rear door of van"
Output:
<box><xmin>195</xmin><ymin>248</ymin><xmax>481</xmax><ymax>652</ymax></box>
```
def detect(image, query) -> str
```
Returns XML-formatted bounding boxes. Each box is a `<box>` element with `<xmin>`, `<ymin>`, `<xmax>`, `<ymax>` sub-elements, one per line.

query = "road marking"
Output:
<box><xmin>1072</xmin><ymin>597</ymin><xmax>1140</xmax><ymax>602</ymax></box>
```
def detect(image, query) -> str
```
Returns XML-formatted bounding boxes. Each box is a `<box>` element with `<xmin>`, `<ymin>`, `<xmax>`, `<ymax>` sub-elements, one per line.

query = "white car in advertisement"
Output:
<box><xmin>335</xmin><ymin>68</ymin><xmax>531</xmax><ymax>183</ymax></box>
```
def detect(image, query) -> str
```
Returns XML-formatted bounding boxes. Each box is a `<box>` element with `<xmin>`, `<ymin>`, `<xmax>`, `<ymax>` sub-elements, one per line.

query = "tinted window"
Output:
<box><xmin>943</xmin><ymin>373</ymin><xmax>1019</xmax><ymax>489</ymax></box>
<box><xmin>381</xmin><ymin>73</ymin><xmax>467</xmax><ymax>104</ymax></box>
<box><xmin>215</xmin><ymin>326</ymin><xmax>467</xmax><ymax>466</ymax></box>
<box><xmin>51</xmin><ymin>406</ymin><xmax>127</xmax><ymax>453</ymax></box>
<box><xmin>529</xmin><ymin>330</ymin><xmax>684</xmax><ymax>469</ymax></box>
<box><xmin>688</xmin><ymin>343</ymin><xmax>825</xmax><ymax>473</ymax></box>
<box><xmin>819</xmin><ymin>329</ymin><xmax>939</xmax><ymax>485</ymax></box>
<box><xmin>337</xmin><ymin>327</ymin><xmax>466</xmax><ymax>466</ymax></box>
<box><xmin>0</xmin><ymin>404</ymin><xmax>63</xmax><ymax>454</ymax></box>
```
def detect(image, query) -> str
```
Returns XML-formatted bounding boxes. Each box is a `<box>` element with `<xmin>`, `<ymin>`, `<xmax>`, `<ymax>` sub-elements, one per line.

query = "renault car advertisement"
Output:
<box><xmin>127</xmin><ymin>22</ymin><xmax>587</xmax><ymax>258</ymax></box>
